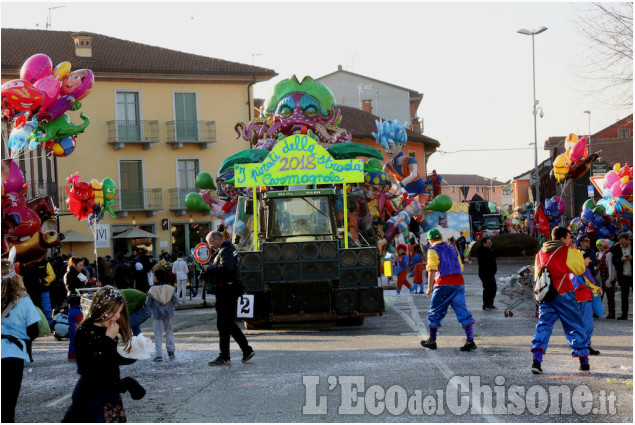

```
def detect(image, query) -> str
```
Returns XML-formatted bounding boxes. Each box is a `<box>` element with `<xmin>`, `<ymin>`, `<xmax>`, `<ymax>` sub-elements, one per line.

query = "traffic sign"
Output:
<box><xmin>193</xmin><ymin>243</ymin><xmax>211</xmax><ymax>264</ymax></box>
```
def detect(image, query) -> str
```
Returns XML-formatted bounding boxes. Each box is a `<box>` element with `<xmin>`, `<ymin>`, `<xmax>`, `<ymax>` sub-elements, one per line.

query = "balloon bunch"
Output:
<box><xmin>568</xmin><ymin>198</ymin><xmax>618</xmax><ymax>240</ymax></box>
<box><xmin>1</xmin><ymin>53</ymin><xmax>93</xmax><ymax>159</ymax></box>
<box><xmin>2</xmin><ymin>159</ymin><xmax>61</xmax><ymax>267</ymax></box>
<box><xmin>552</xmin><ymin>133</ymin><xmax>601</xmax><ymax>182</ymax></box>
<box><xmin>65</xmin><ymin>173</ymin><xmax>117</xmax><ymax>225</ymax></box>
<box><xmin>543</xmin><ymin>196</ymin><xmax>565</xmax><ymax>230</ymax></box>
<box><xmin>601</xmin><ymin>163</ymin><xmax>633</xmax><ymax>199</ymax></box>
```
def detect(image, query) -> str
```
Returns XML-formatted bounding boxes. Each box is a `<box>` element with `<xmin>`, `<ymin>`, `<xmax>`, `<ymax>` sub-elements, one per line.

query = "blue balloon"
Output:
<box><xmin>592</xmin><ymin>214</ymin><xmax>604</xmax><ymax>229</ymax></box>
<box><xmin>598</xmin><ymin>226</ymin><xmax>612</xmax><ymax>239</ymax></box>
<box><xmin>580</xmin><ymin>206</ymin><xmax>594</xmax><ymax>224</ymax></box>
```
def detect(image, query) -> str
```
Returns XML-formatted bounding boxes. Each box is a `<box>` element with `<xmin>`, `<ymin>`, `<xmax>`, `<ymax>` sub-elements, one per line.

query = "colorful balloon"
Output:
<box><xmin>1</xmin><ymin>159</ymin><xmax>26</xmax><ymax>193</ymax></box>
<box><xmin>52</xmin><ymin>61</ymin><xmax>71</xmax><ymax>81</ymax></box>
<box><xmin>605</xmin><ymin>170</ymin><xmax>619</xmax><ymax>188</ymax></box>
<box><xmin>1</xmin><ymin>79</ymin><xmax>44</xmax><ymax>112</ymax></box>
<box><xmin>49</xmin><ymin>136</ymin><xmax>76</xmax><ymax>157</ymax></box>
<box><xmin>20</xmin><ymin>53</ymin><xmax>52</xmax><ymax>84</ymax></box>
<box><xmin>34</xmin><ymin>75</ymin><xmax>61</xmax><ymax>113</ymax></box>
<box><xmin>424</xmin><ymin>194</ymin><xmax>452</xmax><ymax>212</ymax></box>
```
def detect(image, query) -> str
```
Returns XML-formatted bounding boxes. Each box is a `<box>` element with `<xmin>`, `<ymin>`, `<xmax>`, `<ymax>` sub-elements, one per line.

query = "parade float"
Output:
<box><xmin>184</xmin><ymin>75</ymin><xmax>449</xmax><ymax>327</ymax></box>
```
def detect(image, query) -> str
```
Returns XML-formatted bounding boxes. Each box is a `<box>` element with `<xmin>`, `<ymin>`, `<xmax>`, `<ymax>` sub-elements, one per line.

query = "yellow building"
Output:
<box><xmin>2</xmin><ymin>28</ymin><xmax>277</xmax><ymax>259</ymax></box>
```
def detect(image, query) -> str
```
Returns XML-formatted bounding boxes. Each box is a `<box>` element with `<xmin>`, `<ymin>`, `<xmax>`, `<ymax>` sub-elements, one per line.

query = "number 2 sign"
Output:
<box><xmin>236</xmin><ymin>295</ymin><xmax>254</xmax><ymax>318</ymax></box>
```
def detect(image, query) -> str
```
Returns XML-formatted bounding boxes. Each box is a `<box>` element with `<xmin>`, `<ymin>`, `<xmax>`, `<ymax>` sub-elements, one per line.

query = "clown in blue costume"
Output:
<box><xmin>420</xmin><ymin>228</ymin><xmax>476</xmax><ymax>351</ymax></box>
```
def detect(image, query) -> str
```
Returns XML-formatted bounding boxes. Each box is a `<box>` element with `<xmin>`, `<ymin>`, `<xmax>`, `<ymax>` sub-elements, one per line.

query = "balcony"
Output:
<box><xmin>25</xmin><ymin>181</ymin><xmax>60</xmax><ymax>206</ymax></box>
<box><xmin>112</xmin><ymin>188</ymin><xmax>163</xmax><ymax>218</ymax></box>
<box><xmin>166</xmin><ymin>120</ymin><xmax>216</xmax><ymax>150</ymax></box>
<box><xmin>169</xmin><ymin>187</ymin><xmax>219</xmax><ymax>216</ymax></box>
<box><xmin>106</xmin><ymin>120</ymin><xmax>160</xmax><ymax>150</ymax></box>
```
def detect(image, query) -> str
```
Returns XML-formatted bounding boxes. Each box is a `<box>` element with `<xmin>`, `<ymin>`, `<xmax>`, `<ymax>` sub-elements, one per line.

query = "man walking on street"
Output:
<box><xmin>203</xmin><ymin>231</ymin><xmax>255</xmax><ymax>366</ymax></box>
<box><xmin>610</xmin><ymin>232</ymin><xmax>633</xmax><ymax>320</ymax></box>
<box><xmin>477</xmin><ymin>237</ymin><xmax>497</xmax><ymax>310</ymax></box>
<box><xmin>531</xmin><ymin>226</ymin><xmax>589</xmax><ymax>374</ymax></box>
<box><xmin>420</xmin><ymin>229</ymin><xmax>476</xmax><ymax>352</ymax></box>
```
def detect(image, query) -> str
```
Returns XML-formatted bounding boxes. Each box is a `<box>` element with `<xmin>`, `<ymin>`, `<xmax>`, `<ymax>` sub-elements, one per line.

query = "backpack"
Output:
<box><xmin>534</xmin><ymin>246</ymin><xmax>566</xmax><ymax>303</ymax></box>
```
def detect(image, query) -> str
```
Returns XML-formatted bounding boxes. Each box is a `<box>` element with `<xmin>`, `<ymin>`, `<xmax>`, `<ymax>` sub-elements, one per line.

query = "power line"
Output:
<box><xmin>437</xmin><ymin>147</ymin><xmax>536</xmax><ymax>154</ymax></box>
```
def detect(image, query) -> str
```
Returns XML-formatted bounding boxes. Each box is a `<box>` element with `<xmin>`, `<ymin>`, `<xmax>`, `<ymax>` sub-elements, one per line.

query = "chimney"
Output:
<box><xmin>338</xmin><ymin>65</ymin><xmax>342</xmax><ymax>71</ymax></box>
<box><xmin>71</xmin><ymin>32</ymin><xmax>93</xmax><ymax>58</ymax></box>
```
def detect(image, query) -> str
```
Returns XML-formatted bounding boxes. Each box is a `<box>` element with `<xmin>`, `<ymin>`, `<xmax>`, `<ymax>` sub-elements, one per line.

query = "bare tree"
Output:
<box><xmin>574</xmin><ymin>2</ymin><xmax>633</xmax><ymax>109</ymax></box>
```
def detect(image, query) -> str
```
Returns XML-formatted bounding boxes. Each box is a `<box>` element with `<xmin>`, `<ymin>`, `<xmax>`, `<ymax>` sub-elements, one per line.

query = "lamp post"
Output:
<box><xmin>584</xmin><ymin>110</ymin><xmax>591</xmax><ymax>153</ymax></box>
<box><xmin>518</xmin><ymin>26</ymin><xmax>548</xmax><ymax>206</ymax></box>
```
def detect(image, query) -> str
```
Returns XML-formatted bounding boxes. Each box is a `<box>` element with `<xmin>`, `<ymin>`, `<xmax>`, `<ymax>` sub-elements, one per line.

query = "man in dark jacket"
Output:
<box><xmin>203</xmin><ymin>231</ymin><xmax>255</xmax><ymax>366</ymax></box>
<box><xmin>477</xmin><ymin>237</ymin><xmax>497</xmax><ymax>310</ymax></box>
<box><xmin>112</xmin><ymin>255</ymin><xmax>133</xmax><ymax>290</ymax></box>
<box><xmin>610</xmin><ymin>232</ymin><xmax>633</xmax><ymax>320</ymax></box>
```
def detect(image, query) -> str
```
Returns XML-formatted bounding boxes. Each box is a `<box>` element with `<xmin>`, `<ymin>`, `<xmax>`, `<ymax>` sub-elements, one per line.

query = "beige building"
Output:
<box><xmin>2</xmin><ymin>28</ymin><xmax>277</xmax><ymax>259</ymax></box>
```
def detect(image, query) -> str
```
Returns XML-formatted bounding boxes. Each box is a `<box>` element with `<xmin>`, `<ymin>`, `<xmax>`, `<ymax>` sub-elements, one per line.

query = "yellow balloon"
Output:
<box><xmin>622</xmin><ymin>176</ymin><xmax>630</xmax><ymax>185</ymax></box>
<box><xmin>53</xmin><ymin>61</ymin><xmax>72</xmax><ymax>81</ymax></box>
<box><xmin>553</xmin><ymin>152</ymin><xmax>571</xmax><ymax>183</ymax></box>
<box><xmin>614</xmin><ymin>163</ymin><xmax>621</xmax><ymax>172</ymax></box>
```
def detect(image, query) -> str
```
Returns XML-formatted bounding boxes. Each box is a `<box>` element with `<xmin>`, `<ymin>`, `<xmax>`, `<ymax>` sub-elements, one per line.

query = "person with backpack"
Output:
<box><xmin>203</xmin><ymin>231</ymin><xmax>255</xmax><ymax>366</ymax></box>
<box><xmin>531</xmin><ymin>226</ymin><xmax>588</xmax><ymax>374</ymax></box>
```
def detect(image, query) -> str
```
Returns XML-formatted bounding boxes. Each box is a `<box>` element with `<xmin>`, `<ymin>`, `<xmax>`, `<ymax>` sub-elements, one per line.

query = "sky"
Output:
<box><xmin>2</xmin><ymin>1</ymin><xmax>632</xmax><ymax>183</ymax></box>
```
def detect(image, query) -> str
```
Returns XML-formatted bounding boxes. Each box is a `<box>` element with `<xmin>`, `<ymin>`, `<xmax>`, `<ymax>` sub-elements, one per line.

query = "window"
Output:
<box><xmin>176</xmin><ymin>159</ymin><xmax>200</xmax><ymax>208</ymax></box>
<box><xmin>503</xmin><ymin>187</ymin><xmax>512</xmax><ymax>196</ymax></box>
<box><xmin>452</xmin><ymin>186</ymin><xmax>456</xmax><ymax>193</ymax></box>
<box><xmin>174</xmin><ymin>92</ymin><xmax>198</xmax><ymax>141</ymax></box>
<box><xmin>618</xmin><ymin>129</ymin><xmax>630</xmax><ymax>137</ymax></box>
<box><xmin>476</xmin><ymin>187</ymin><xmax>479</xmax><ymax>193</ymax></box>
<box><xmin>115</xmin><ymin>91</ymin><xmax>140</xmax><ymax>141</ymax></box>
<box><xmin>492</xmin><ymin>187</ymin><xmax>495</xmax><ymax>193</ymax></box>
<box><xmin>119</xmin><ymin>160</ymin><xmax>144</xmax><ymax>210</ymax></box>
<box><xmin>408</xmin><ymin>151</ymin><xmax>416</xmax><ymax>158</ymax></box>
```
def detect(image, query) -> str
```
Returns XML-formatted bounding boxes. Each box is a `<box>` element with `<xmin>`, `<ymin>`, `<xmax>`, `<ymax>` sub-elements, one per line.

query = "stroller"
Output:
<box><xmin>51</xmin><ymin>308</ymin><xmax>69</xmax><ymax>340</ymax></box>
<box><xmin>500</xmin><ymin>265</ymin><xmax>537</xmax><ymax>317</ymax></box>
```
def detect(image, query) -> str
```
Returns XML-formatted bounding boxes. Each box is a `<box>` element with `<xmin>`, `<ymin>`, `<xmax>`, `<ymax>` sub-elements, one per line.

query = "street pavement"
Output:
<box><xmin>15</xmin><ymin>259</ymin><xmax>634</xmax><ymax>423</ymax></box>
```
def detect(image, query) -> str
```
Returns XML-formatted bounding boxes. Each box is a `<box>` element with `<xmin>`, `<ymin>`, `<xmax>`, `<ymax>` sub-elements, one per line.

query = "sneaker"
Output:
<box><xmin>153</xmin><ymin>357</ymin><xmax>162</xmax><ymax>362</ymax></box>
<box><xmin>420</xmin><ymin>339</ymin><xmax>437</xmax><ymax>350</ymax></box>
<box><xmin>588</xmin><ymin>346</ymin><xmax>600</xmax><ymax>356</ymax></box>
<box><xmin>168</xmin><ymin>352</ymin><xmax>176</xmax><ymax>360</ymax></box>
<box><xmin>395</xmin><ymin>290</ymin><xmax>401</xmax><ymax>295</ymax></box>
<box><xmin>578</xmin><ymin>363</ymin><xmax>590</xmax><ymax>372</ymax></box>
<box><xmin>208</xmin><ymin>356</ymin><xmax>231</xmax><ymax>366</ymax></box>
<box><xmin>617</xmin><ymin>316</ymin><xmax>628</xmax><ymax>320</ymax></box>
<box><xmin>242</xmin><ymin>349</ymin><xmax>255</xmax><ymax>362</ymax></box>
<box><xmin>531</xmin><ymin>360</ymin><xmax>543</xmax><ymax>374</ymax></box>
<box><xmin>460</xmin><ymin>340</ymin><xmax>477</xmax><ymax>352</ymax></box>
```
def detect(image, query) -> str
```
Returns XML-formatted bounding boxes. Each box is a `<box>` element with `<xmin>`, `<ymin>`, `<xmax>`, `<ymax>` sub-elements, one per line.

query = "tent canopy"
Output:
<box><xmin>112</xmin><ymin>228</ymin><xmax>158</xmax><ymax>239</ymax></box>
<box><xmin>61</xmin><ymin>229</ymin><xmax>93</xmax><ymax>243</ymax></box>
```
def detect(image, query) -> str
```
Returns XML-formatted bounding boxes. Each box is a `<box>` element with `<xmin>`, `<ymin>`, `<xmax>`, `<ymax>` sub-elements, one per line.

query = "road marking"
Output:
<box><xmin>385</xmin><ymin>294</ymin><xmax>497</xmax><ymax>422</ymax></box>
<box><xmin>45</xmin><ymin>393</ymin><xmax>71</xmax><ymax>407</ymax></box>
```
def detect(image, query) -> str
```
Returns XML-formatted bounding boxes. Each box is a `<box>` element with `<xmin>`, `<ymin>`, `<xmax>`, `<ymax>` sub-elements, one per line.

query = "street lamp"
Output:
<box><xmin>518</xmin><ymin>26</ymin><xmax>548</xmax><ymax>206</ymax></box>
<box><xmin>584</xmin><ymin>110</ymin><xmax>591</xmax><ymax>153</ymax></box>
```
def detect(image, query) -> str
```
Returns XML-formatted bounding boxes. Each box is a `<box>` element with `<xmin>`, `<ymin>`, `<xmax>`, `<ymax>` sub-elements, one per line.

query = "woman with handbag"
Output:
<box><xmin>1</xmin><ymin>252</ymin><xmax>42</xmax><ymax>423</ymax></box>
<box><xmin>64</xmin><ymin>257</ymin><xmax>86</xmax><ymax>297</ymax></box>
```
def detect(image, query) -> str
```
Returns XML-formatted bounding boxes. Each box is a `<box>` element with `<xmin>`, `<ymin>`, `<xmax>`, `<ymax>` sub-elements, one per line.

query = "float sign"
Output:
<box><xmin>234</xmin><ymin>134</ymin><xmax>364</xmax><ymax>187</ymax></box>
<box><xmin>193</xmin><ymin>243</ymin><xmax>211</xmax><ymax>264</ymax></box>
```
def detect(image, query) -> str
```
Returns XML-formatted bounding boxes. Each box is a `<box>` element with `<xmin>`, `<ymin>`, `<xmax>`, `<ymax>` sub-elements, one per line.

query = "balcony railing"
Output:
<box><xmin>106</xmin><ymin>120</ymin><xmax>160</xmax><ymax>150</ymax></box>
<box><xmin>168</xmin><ymin>187</ymin><xmax>219</xmax><ymax>216</ymax></box>
<box><xmin>25</xmin><ymin>181</ymin><xmax>60</xmax><ymax>205</ymax></box>
<box><xmin>166</xmin><ymin>120</ymin><xmax>216</xmax><ymax>149</ymax></box>
<box><xmin>112</xmin><ymin>189</ymin><xmax>163</xmax><ymax>213</ymax></box>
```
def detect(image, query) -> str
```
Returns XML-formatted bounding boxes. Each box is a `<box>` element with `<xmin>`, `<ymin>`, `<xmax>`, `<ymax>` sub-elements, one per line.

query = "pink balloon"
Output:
<box><xmin>621</xmin><ymin>181</ymin><xmax>633</xmax><ymax>197</ymax></box>
<box><xmin>552</xmin><ymin>195</ymin><xmax>566</xmax><ymax>216</ymax></box>
<box><xmin>569</xmin><ymin>136</ymin><xmax>588</xmax><ymax>162</ymax></box>
<box><xmin>20</xmin><ymin>54</ymin><xmax>52</xmax><ymax>84</ymax></box>
<box><xmin>2</xmin><ymin>159</ymin><xmax>25</xmax><ymax>192</ymax></box>
<box><xmin>611</xmin><ymin>183</ymin><xmax>623</xmax><ymax>197</ymax></box>
<box><xmin>605</xmin><ymin>171</ymin><xmax>619</xmax><ymax>189</ymax></box>
<box><xmin>34</xmin><ymin>75</ymin><xmax>61</xmax><ymax>114</ymax></box>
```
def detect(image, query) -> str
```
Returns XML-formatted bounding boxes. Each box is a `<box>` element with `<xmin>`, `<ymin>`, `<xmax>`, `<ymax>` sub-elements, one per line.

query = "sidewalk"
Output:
<box><xmin>175</xmin><ymin>291</ymin><xmax>215</xmax><ymax>310</ymax></box>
